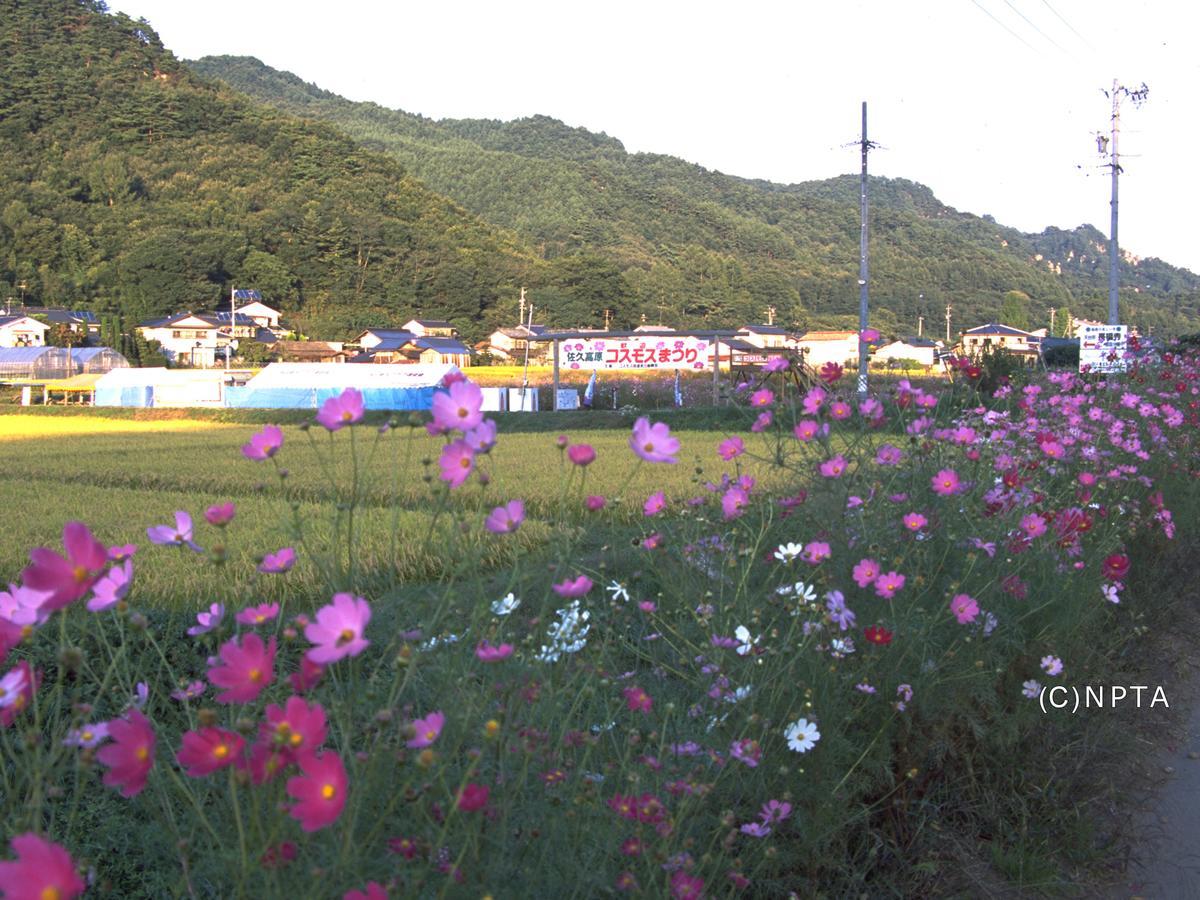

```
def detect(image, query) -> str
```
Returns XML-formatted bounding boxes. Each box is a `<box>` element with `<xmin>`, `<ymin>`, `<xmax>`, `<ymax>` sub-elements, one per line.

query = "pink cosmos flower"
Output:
<box><xmin>187</xmin><ymin>603</ymin><xmax>224</xmax><ymax>637</ymax></box>
<box><xmin>286</xmin><ymin>751</ymin><xmax>348</xmax><ymax>832</ymax></box>
<box><xmin>552</xmin><ymin>575</ymin><xmax>593</xmax><ymax>598</ymax></box>
<box><xmin>204</xmin><ymin>502</ymin><xmax>236</xmax><ymax>527</ymax></box>
<box><xmin>749</xmin><ymin>388</ymin><xmax>774</xmax><ymax>408</ymax></box>
<box><xmin>475</xmin><ymin>640</ymin><xmax>514</xmax><ymax>662</ymax></box>
<box><xmin>629</xmin><ymin>417</ymin><xmax>679</xmax><ymax>464</ymax></box>
<box><xmin>63</xmin><ymin>721</ymin><xmax>110</xmax><ymax>748</ymax></box>
<box><xmin>0</xmin><ymin>661</ymin><xmax>37</xmax><ymax>727</ymax></box>
<box><xmin>760</xmin><ymin>799</ymin><xmax>792</xmax><ymax>824</ymax></box>
<box><xmin>464</xmin><ymin>418</ymin><xmax>497</xmax><ymax>453</ymax></box>
<box><xmin>852</xmin><ymin>558</ymin><xmax>880</xmax><ymax>588</ymax></box>
<box><xmin>170</xmin><ymin>681</ymin><xmax>206</xmax><ymax>702</ymax></box>
<box><xmin>1020</xmin><ymin>514</ymin><xmax>1047</xmax><ymax>538</ymax></box>
<box><xmin>305</xmin><ymin>593</ymin><xmax>371</xmax><ymax>665</ymax></box>
<box><xmin>567</xmin><ymin>444</ymin><xmax>597</xmax><ymax>466</ymax></box>
<box><xmin>950</xmin><ymin>593</ymin><xmax>980</xmax><ymax>624</ymax></box>
<box><xmin>643</xmin><ymin>491</ymin><xmax>666</xmax><ymax>516</ymax></box>
<box><xmin>0</xmin><ymin>833</ymin><xmax>86</xmax><ymax>900</ymax></box>
<box><xmin>819</xmin><ymin>455</ymin><xmax>847</xmax><ymax>478</ymax></box>
<box><xmin>485</xmin><ymin>500</ymin><xmax>525</xmax><ymax>534</ymax></box>
<box><xmin>859</xmin><ymin>327</ymin><xmax>880</xmax><ymax>343</ymax></box>
<box><xmin>721</xmin><ymin>486</ymin><xmax>749</xmax><ymax>520</ymax></box>
<box><xmin>740</xmin><ymin>822</ymin><xmax>772</xmax><ymax>837</ymax></box>
<box><xmin>586</xmin><ymin>495</ymin><xmax>607</xmax><ymax>511</ymax></box>
<box><xmin>108</xmin><ymin>543</ymin><xmax>137</xmax><ymax>561</ymax></box>
<box><xmin>457</xmin><ymin>783</ymin><xmax>490</xmax><ymax>812</ymax></box>
<box><xmin>21</xmin><ymin>521</ymin><xmax>109</xmax><ymax>613</ymax></box>
<box><xmin>803</xmin><ymin>541</ymin><xmax>831</xmax><ymax>564</ymax></box>
<box><xmin>875</xmin><ymin>444</ymin><xmax>903</xmax><ymax>465</ymax></box>
<box><xmin>623</xmin><ymin>685</ymin><xmax>653</xmax><ymax>713</ymax></box>
<box><xmin>717</xmin><ymin>436</ymin><xmax>745</xmax><ymax>460</ymax></box>
<box><xmin>344</xmin><ymin>883</ymin><xmax>388</xmax><ymax>900</ymax></box>
<box><xmin>208</xmin><ymin>633</ymin><xmax>276</xmax><ymax>704</ymax></box>
<box><xmin>147</xmin><ymin>511</ymin><xmax>203</xmax><ymax>552</ymax></box>
<box><xmin>438</xmin><ymin>439</ymin><xmax>475</xmax><ymax>488</ymax></box>
<box><xmin>263</xmin><ymin>695</ymin><xmax>328</xmax><ymax>760</ymax></box>
<box><xmin>829</xmin><ymin>400</ymin><xmax>852</xmax><ymax>419</ymax></box>
<box><xmin>431</xmin><ymin>379</ymin><xmax>484</xmax><ymax>433</ymax></box>
<box><xmin>931</xmin><ymin>469</ymin><xmax>961</xmax><ymax>496</ymax></box>
<box><xmin>407</xmin><ymin>711</ymin><xmax>445</xmax><ymax>748</ymax></box>
<box><xmin>874</xmin><ymin>571</ymin><xmax>906</xmax><ymax>599</ymax></box>
<box><xmin>670</xmin><ymin>871</ymin><xmax>705</xmax><ymax>900</ymax></box>
<box><xmin>730</xmin><ymin>738</ymin><xmax>761</xmax><ymax>767</ymax></box>
<box><xmin>315</xmin><ymin>387</ymin><xmax>364</xmax><ymax>432</ymax></box>
<box><xmin>793</xmin><ymin>419</ymin><xmax>820</xmax><ymax>442</ymax></box>
<box><xmin>87</xmin><ymin>559</ymin><xmax>133</xmax><ymax>612</ymax></box>
<box><xmin>751</xmin><ymin>411</ymin><xmax>772</xmax><ymax>432</ymax></box>
<box><xmin>290</xmin><ymin>656</ymin><xmax>325</xmax><ymax>694</ymax></box>
<box><xmin>902</xmin><ymin>512</ymin><xmax>927</xmax><ymax>531</ymax></box>
<box><xmin>764</xmin><ymin>355</ymin><xmax>789</xmax><ymax>372</ymax></box>
<box><xmin>177</xmin><ymin>727</ymin><xmax>245</xmax><ymax>778</ymax></box>
<box><xmin>236</xmin><ymin>603</ymin><xmax>281</xmax><ymax>626</ymax></box>
<box><xmin>258</xmin><ymin>547</ymin><xmax>296</xmax><ymax>574</ymax></box>
<box><xmin>802</xmin><ymin>386</ymin><xmax>827</xmax><ymax>415</ymax></box>
<box><xmin>242</xmin><ymin>424</ymin><xmax>283</xmax><ymax>460</ymax></box>
<box><xmin>96</xmin><ymin>709</ymin><xmax>155</xmax><ymax>797</ymax></box>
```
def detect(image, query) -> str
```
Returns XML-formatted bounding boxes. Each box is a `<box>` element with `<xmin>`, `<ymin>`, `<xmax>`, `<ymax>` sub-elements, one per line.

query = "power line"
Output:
<box><xmin>1040</xmin><ymin>0</ymin><xmax>1095</xmax><ymax>50</ymax></box>
<box><xmin>1000</xmin><ymin>0</ymin><xmax>1069</xmax><ymax>53</ymax></box>
<box><xmin>969</xmin><ymin>0</ymin><xmax>1039</xmax><ymax>52</ymax></box>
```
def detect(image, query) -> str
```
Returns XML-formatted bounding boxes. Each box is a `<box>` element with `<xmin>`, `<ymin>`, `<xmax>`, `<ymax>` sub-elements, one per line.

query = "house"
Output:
<box><xmin>401</xmin><ymin>319</ymin><xmax>457</xmax><ymax>338</ymax></box>
<box><xmin>486</xmin><ymin>324</ymin><xmax>548</xmax><ymax>360</ymax></box>
<box><xmin>398</xmin><ymin>337</ymin><xmax>471</xmax><ymax>368</ymax></box>
<box><xmin>138</xmin><ymin>313</ymin><xmax>223</xmax><ymax>367</ymax></box>
<box><xmin>960</xmin><ymin>323</ymin><xmax>1042</xmax><ymax>358</ymax></box>
<box><xmin>19</xmin><ymin>307</ymin><xmax>100</xmax><ymax>338</ymax></box>
<box><xmin>872</xmin><ymin>337</ymin><xmax>943</xmax><ymax>369</ymax></box>
<box><xmin>0</xmin><ymin>315</ymin><xmax>49</xmax><ymax>348</ymax></box>
<box><xmin>274</xmin><ymin>341</ymin><xmax>349</xmax><ymax>364</ymax></box>
<box><xmin>234</xmin><ymin>300</ymin><xmax>283</xmax><ymax>331</ymax></box>
<box><xmin>738</xmin><ymin>324</ymin><xmax>795</xmax><ymax>349</ymax></box>
<box><xmin>356</xmin><ymin>328</ymin><xmax>417</xmax><ymax>350</ymax></box>
<box><xmin>795</xmin><ymin>330</ymin><xmax>859</xmax><ymax>369</ymax></box>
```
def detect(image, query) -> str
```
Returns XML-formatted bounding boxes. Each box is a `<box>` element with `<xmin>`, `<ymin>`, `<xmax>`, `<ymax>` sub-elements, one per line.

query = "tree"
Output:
<box><xmin>999</xmin><ymin>290</ymin><xmax>1031</xmax><ymax>331</ymax></box>
<box><xmin>1057</xmin><ymin>305</ymin><xmax>1073</xmax><ymax>337</ymax></box>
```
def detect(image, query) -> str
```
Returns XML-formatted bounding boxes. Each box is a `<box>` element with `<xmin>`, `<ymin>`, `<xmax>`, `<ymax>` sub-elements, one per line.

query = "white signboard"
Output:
<box><xmin>1079</xmin><ymin>325</ymin><xmax>1129</xmax><ymax>374</ymax></box>
<box><xmin>558</xmin><ymin>337</ymin><xmax>712</xmax><ymax>371</ymax></box>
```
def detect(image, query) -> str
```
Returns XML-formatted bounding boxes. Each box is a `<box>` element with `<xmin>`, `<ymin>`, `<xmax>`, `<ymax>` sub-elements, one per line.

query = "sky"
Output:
<box><xmin>113</xmin><ymin>0</ymin><xmax>1200</xmax><ymax>275</ymax></box>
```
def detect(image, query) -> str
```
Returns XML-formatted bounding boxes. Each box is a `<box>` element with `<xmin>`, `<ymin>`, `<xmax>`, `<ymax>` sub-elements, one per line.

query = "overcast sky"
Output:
<box><xmin>114</xmin><ymin>0</ymin><xmax>1199</xmax><ymax>275</ymax></box>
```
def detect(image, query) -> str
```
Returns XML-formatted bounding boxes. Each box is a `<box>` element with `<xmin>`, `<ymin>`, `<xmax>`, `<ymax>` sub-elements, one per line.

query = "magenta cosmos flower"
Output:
<box><xmin>305</xmin><ymin>593</ymin><xmax>371</xmax><ymax>664</ymax></box>
<box><xmin>407</xmin><ymin>710</ymin><xmax>445</xmax><ymax>748</ymax></box>
<box><xmin>286</xmin><ymin>751</ymin><xmax>348</xmax><ymax>832</ymax></box>
<box><xmin>567</xmin><ymin>443</ymin><xmax>597</xmax><ymax>466</ymax></box>
<box><xmin>236</xmin><ymin>603</ymin><xmax>280</xmax><ymax>626</ymax></box>
<box><xmin>438</xmin><ymin>439</ymin><xmax>475</xmax><ymax>488</ymax></box>
<box><xmin>819</xmin><ymin>455</ymin><xmax>848</xmax><ymax>478</ymax></box>
<box><xmin>475</xmin><ymin>640</ymin><xmax>514</xmax><ymax>662</ymax></box>
<box><xmin>316</xmin><ymin>387</ymin><xmax>364</xmax><ymax>432</ymax></box>
<box><xmin>485</xmin><ymin>500</ymin><xmax>525</xmax><ymax>534</ymax></box>
<box><xmin>87</xmin><ymin>559</ymin><xmax>133</xmax><ymax>612</ymax></box>
<box><xmin>21</xmin><ymin>521</ymin><xmax>109</xmax><ymax>613</ymax></box>
<box><xmin>457</xmin><ymin>783</ymin><xmax>490</xmax><ymax>812</ymax></box>
<box><xmin>722</xmin><ymin>486</ymin><xmax>749</xmax><ymax>520</ymax></box>
<box><xmin>629</xmin><ymin>417</ymin><xmax>679</xmax><ymax>464</ymax></box>
<box><xmin>430</xmin><ymin>379</ymin><xmax>483</xmax><ymax>433</ymax></box>
<box><xmin>242</xmin><ymin>424</ymin><xmax>283</xmax><ymax>460</ymax></box>
<box><xmin>717</xmin><ymin>436</ymin><xmax>745</xmax><ymax>460</ymax></box>
<box><xmin>931</xmin><ymin>469</ymin><xmax>961</xmax><ymax>496</ymax></box>
<box><xmin>204</xmin><ymin>502</ymin><xmax>236</xmax><ymax>527</ymax></box>
<box><xmin>643</xmin><ymin>491</ymin><xmax>666</xmax><ymax>517</ymax></box>
<box><xmin>0</xmin><ymin>833</ymin><xmax>86</xmax><ymax>900</ymax></box>
<box><xmin>852</xmin><ymin>558</ymin><xmax>880</xmax><ymax>588</ymax></box>
<box><xmin>586</xmin><ymin>495</ymin><xmax>607</xmax><ymax>511</ymax></box>
<box><xmin>208</xmin><ymin>633</ymin><xmax>276</xmax><ymax>703</ymax></box>
<box><xmin>258</xmin><ymin>547</ymin><xmax>296</xmax><ymax>574</ymax></box>
<box><xmin>96</xmin><ymin>709</ymin><xmax>155</xmax><ymax>798</ymax></box>
<box><xmin>177</xmin><ymin>727</ymin><xmax>245</xmax><ymax>778</ymax></box>
<box><xmin>874</xmin><ymin>571</ymin><xmax>907</xmax><ymax>599</ymax></box>
<box><xmin>552</xmin><ymin>575</ymin><xmax>594</xmax><ymax>598</ymax></box>
<box><xmin>187</xmin><ymin>602</ymin><xmax>224</xmax><ymax>637</ymax></box>
<box><xmin>949</xmin><ymin>593</ymin><xmax>980</xmax><ymax>624</ymax></box>
<box><xmin>263</xmin><ymin>695</ymin><xmax>328</xmax><ymax>761</ymax></box>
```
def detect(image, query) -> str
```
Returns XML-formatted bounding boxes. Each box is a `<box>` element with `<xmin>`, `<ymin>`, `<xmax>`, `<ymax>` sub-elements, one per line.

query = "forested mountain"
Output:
<box><xmin>0</xmin><ymin>0</ymin><xmax>539</xmax><ymax>341</ymax></box>
<box><xmin>2</xmin><ymin>0</ymin><xmax>1196</xmax><ymax>343</ymax></box>
<box><xmin>191</xmin><ymin>55</ymin><xmax>1200</xmax><ymax>337</ymax></box>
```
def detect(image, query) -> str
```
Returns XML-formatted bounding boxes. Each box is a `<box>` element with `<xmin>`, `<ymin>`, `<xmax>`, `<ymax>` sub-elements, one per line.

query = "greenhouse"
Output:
<box><xmin>225</xmin><ymin>362</ymin><xmax>461</xmax><ymax>410</ymax></box>
<box><xmin>0</xmin><ymin>346</ymin><xmax>127</xmax><ymax>380</ymax></box>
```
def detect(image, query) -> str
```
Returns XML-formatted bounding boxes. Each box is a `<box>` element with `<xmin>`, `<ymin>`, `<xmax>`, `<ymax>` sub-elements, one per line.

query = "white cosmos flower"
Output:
<box><xmin>491</xmin><ymin>593</ymin><xmax>521</xmax><ymax>616</ymax></box>
<box><xmin>1022</xmin><ymin>680</ymin><xmax>1042</xmax><ymax>699</ymax></box>
<box><xmin>773</xmin><ymin>542</ymin><xmax>803</xmax><ymax>563</ymax></box>
<box><xmin>0</xmin><ymin>666</ymin><xmax>28</xmax><ymax>709</ymax></box>
<box><xmin>785</xmin><ymin>717</ymin><xmax>821</xmax><ymax>753</ymax></box>
<box><xmin>775</xmin><ymin>581</ymin><xmax>817</xmax><ymax>603</ymax></box>
<box><xmin>1101</xmin><ymin>583</ymin><xmax>1121</xmax><ymax>604</ymax></box>
<box><xmin>734</xmin><ymin>625</ymin><xmax>760</xmax><ymax>656</ymax></box>
<box><xmin>606</xmin><ymin>580</ymin><xmax>630</xmax><ymax>603</ymax></box>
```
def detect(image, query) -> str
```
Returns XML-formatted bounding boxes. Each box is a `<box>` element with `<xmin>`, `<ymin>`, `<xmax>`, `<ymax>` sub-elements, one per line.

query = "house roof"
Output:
<box><xmin>406</xmin><ymin>337</ymin><xmax>470</xmax><ymax>354</ymax></box>
<box><xmin>740</xmin><ymin>324</ymin><xmax>789</xmax><ymax>335</ymax></box>
<box><xmin>963</xmin><ymin>323</ymin><xmax>1038</xmax><ymax>337</ymax></box>
<box><xmin>0</xmin><ymin>315</ymin><xmax>47</xmax><ymax>329</ymax></box>
<box><xmin>724</xmin><ymin>338</ymin><xmax>760</xmax><ymax>351</ymax></box>
<box><xmin>212</xmin><ymin>311</ymin><xmax>260</xmax><ymax>327</ymax></box>
<box><xmin>892</xmin><ymin>336</ymin><xmax>939</xmax><ymax>348</ymax></box>
<box><xmin>798</xmin><ymin>330</ymin><xmax>857</xmax><ymax>341</ymax></box>
<box><xmin>357</xmin><ymin>328</ymin><xmax>416</xmax><ymax>341</ymax></box>
<box><xmin>406</xmin><ymin>319</ymin><xmax>454</xmax><ymax>329</ymax></box>
<box><xmin>138</xmin><ymin>312</ymin><xmax>221</xmax><ymax>329</ymax></box>
<box><xmin>17</xmin><ymin>307</ymin><xmax>97</xmax><ymax>325</ymax></box>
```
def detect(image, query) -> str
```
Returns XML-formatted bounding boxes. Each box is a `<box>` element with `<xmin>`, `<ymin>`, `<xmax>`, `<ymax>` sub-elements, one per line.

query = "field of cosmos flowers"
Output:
<box><xmin>1</xmin><ymin>342</ymin><xmax>1198</xmax><ymax>898</ymax></box>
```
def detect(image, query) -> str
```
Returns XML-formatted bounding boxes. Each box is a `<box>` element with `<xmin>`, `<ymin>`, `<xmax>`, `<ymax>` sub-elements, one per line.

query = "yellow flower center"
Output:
<box><xmin>289</xmin><ymin>733</ymin><xmax>302</xmax><ymax>747</ymax></box>
<box><xmin>457</xmin><ymin>407</ymin><xmax>468</xmax><ymax>418</ymax></box>
<box><xmin>213</xmin><ymin>743</ymin><xmax>229</xmax><ymax>759</ymax></box>
<box><xmin>337</xmin><ymin>628</ymin><xmax>355</xmax><ymax>645</ymax></box>
<box><xmin>425</xmin><ymin>729</ymin><xmax>437</xmax><ymax>741</ymax></box>
<box><xmin>255</xmin><ymin>615</ymin><xmax>265</xmax><ymax>623</ymax></box>
<box><xmin>643</xmin><ymin>442</ymin><xmax>654</xmax><ymax>453</ymax></box>
<box><xmin>136</xmin><ymin>746</ymin><xmax>149</xmax><ymax>761</ymax></box>
<box><xmin>321</xmin><ymin>783</ymin><xmax>336</xmax><ymax>800</ymax></box>
<box><xmin>81</xmin><ymin>730</ymin><xmax>93</xmax><ymax>742</ymax></box>
<box><xmin>459</xmin><ymin>456</ymin><xmax>471</xmax><ymax>469</ymax></box>
<box><xmin>341</xmin><ymin>410</ymin><xmax>353</xmax><ymax>421</ymax></box>
<box><xmin>20</xmin><ymin>625</ymin><xmax>32</xmax><ymax>639</ymax></box>
<box><xmin>248</xmin><ymin>668</ymin><xmax>262</xmax><ymax>682</ymax></box>
<box><xmin>73</xmin><ymin>565</ymin><xmax>88</xmax><ymax>583</ymax></box>
<box><xmin>42</xmin><ymin>887</ymin><xmax>62</xmax><ymax>900</ymax></box>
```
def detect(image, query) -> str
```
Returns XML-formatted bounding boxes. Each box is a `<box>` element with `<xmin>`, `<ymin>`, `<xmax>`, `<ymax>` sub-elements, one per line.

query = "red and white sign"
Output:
<box><xmin>558</xmin><ymin>337</ymin><xmax>712</xmax><ymax>371</ymax></box>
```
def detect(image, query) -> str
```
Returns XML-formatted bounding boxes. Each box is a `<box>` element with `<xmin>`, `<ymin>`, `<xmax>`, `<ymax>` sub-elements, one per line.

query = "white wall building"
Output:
<box><xmin>0</xmin><ymin>315</ymin><xmax>48</xmax><ymax>348</ymax></box>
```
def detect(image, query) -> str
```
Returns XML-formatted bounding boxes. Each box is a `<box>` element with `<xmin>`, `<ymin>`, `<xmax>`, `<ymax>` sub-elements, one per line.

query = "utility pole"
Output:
<box><xmin>765</xmin><ymin>305</ymin><xmax>776</xmax><ymax>326</ymax></box>
<box><xmin>1100</xmin><ymin>80</ymin><xmax>1149</xmax><ymax>326</ymax></box>
<box><xmin>1049</xmin><ymin>307</ymin><xmax>1056</xmax><ymax>335</ymax></box>
<box><xmin>945</xmin><ymin>304</ymin><xmax>953</xmax><ymax>345</ymax></box>
<box><xmin>518</xmin><ymin>286</ymin><xmax>527</xmax><ymax>324</ymax></box>
<box><xmin>603</xmin><ymin>308</ymin><xmax>612</xmax><ymax>330</ymax></box>
<box><xmin>857</xmin><ymin>101</ymin><xmax>876</xmax><ymax>396</ymax></box>
<box><xmin>917</xmin><ymin>315</ymin><xmax>924</xmax><ymax>338</ymax></box>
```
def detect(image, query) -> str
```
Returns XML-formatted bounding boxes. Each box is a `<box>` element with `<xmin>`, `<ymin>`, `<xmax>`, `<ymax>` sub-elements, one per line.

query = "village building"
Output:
<box><xmin>273</xmin><ymin>340</ymin><xmax>349</xmax><ymax>363</ymax></box>
<box><xmin>355</xmin><ymin>328</ymin><xmax>416</xmax><ymax>350</ymax></box>
<box><xmin>138</xmin><ymin>312</ymin><xmax>275</xmax><ymax>367</ymax></box>
<box><xmin>486</xmin><ymin>324</ymin><xmax>548</xmax><ymax>361</ymax></box>
<box><xmin>960</xmin><ymin>323</ymin><xmax>1042</xmax><ymax>358</ymax></box>
<box><xmin>738</xmin><ymin>324</ymin><xmax>796</xmax><ymax>349</ymax></box>
<box><xmin>401</xmin><ymin>319</ymin><xmax>458</xmax><ymax>338</ymax></box>
<box><xmin>872</xmin><ymin>336</ymin><xmax>943</xmax><ymax>368</ymax></box>
<box><xmin>0</xmin><ymin>314</ymin><xmax>49</xmax><ymax>347</ymax></box>
<box><xmin>795</xmin><ymin>330</ymin><xmax>859</xmax><ymax>369</ymax></box>
<box><xmin>17</xmin><ymin>307</ymin><xmax>100</xmax><ymax>338</ymax></box>
<box><xmin>233</xmin><ymin>300</ymin><xmax>283</xmax><ymax>332</ymax></box>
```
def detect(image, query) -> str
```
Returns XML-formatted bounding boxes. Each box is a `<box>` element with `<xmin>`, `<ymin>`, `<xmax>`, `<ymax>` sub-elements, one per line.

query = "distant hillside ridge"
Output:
<box><xmin>190</xmin><ymin>54</ymin><xmax>1200</xmax><ymax>336</ymax></box>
